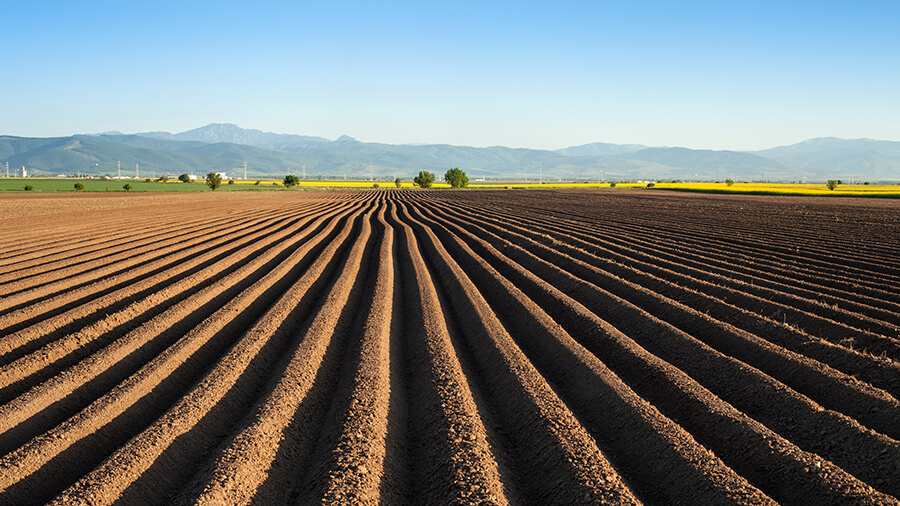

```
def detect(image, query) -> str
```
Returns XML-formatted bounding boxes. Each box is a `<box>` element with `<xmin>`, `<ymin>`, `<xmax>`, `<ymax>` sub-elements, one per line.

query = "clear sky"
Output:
<box><xmin>3</xmin><ymin>1</ymin><xmax>898</xmax><ymax>151</ymax></box>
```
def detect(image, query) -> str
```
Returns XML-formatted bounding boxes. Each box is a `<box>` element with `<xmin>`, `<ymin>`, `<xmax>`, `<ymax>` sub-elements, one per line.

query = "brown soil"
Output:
<box><xmin>0</xmin><ymin>189</ymin><xmax>898</xmax><ymax>505</ymax></box>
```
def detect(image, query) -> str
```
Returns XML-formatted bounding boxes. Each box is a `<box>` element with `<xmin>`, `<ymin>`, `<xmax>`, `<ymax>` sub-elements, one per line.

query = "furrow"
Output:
<box><xmin>399</xmin><ymin>202</ymin><xmax>642</xmax><ymax>504</ymax></box>
<box><xmin>0</xmin><ymin>202</ymin><xmax>367</xmax><ymax>505</ymax></box>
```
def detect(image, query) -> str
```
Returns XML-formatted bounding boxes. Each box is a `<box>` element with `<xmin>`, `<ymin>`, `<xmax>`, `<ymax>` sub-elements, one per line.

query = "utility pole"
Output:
<box><xmin>5</xmin><ymin>162</ymin><xmax>8</xmax><ymax>178</ymax></box>
<box><xmin>117</xmin><ymin>161</ymin><xmax>121</xmax><ymax>178</ymax></box>
<box><xmin>244</xmin><ymin>161</ymin><xmax>247</xmax><ymax>180</ymax></box>
<box><xmin>716</xmin><ymin>164</ymin><xmax>719</xmax><ymax>182</ymax></box>
<box><xmin>136</xmin><ymin>164</ymin><xmax>139</xmax><ymax>178</ymax></box>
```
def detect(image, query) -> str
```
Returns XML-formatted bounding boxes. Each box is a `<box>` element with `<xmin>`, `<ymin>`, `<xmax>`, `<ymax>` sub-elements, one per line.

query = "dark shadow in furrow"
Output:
<box><xmin>508</xmin><ymin>206</ymin><xmax>900</xmax><ymax>324</ymax></box>
<box><xmin>464</xmin><ymin>199</ymin><xmax>900</xmax><ymax>313</ymax></box>
<box><xmin>0</xmin><ymin>203</ymin><xmax>334</xmax><ymax>316</ymax></box>
<box><xmin>515</xmin><ymin>192</ymin><xmax>900</xmax><ymax>270</ymax></box>
<box><xmin>378</xmin><ymin>213</ymin><xmax>412</xmax><ymax>505</ymax></box>
<box><xmin>421</xmin><ymin>205</ymin><xmax>900</xmax><ymax>500</ymax></box>
<box><xmin>443</xmin><ymin>200</ymin><xmax>900</xmax><ymax>363</ymax></box>
<box><xmin>262</xmin><ymin>213</ymin><xmax>381</xmax><ymax>503</ymax></box>
<box><xmin>383</xmin><ymin>203</ymin><xmax>520</xmax><ymax>505</ymax></box>
<box><xmin>0</xmin><ymin>208</ymin><xmax>365</xmax><ymax>505</ymax></box>
<box><xmin>0</xmin><ymin>209</ymin><xmax>355</xmax><ymax>461</ymax></box>
<box><xmin>471</xmin><ymin>198</ymin><xmax>900</xmax><ymax>299</ymax></box>
<box><xmin>444</xmin><ymin>202</ymin><xmax>900</xmax><ymax>399</ymax></box>
<box><xmin>410</xmin><ymin>204</ymin><xmax>738</xmax><ymax>505</ymax></box>
<box><xmin>0</xmin><ymin>207</ymin><xmax>325</xmax><ymax>349</ymax></box>
<box><xmin>400</xmin><ymin>205</ymin><xmax>556</xmax><ymax>504</ymax></box>
<box><xmin>433</xmin><ymin>201</ymin><xmax>900</xmax><ymax>438</ymax></box>
<box><xmin>454</xmin><ymin>202</ymin><xmax>900</xmax><ymax>380</ymax></box>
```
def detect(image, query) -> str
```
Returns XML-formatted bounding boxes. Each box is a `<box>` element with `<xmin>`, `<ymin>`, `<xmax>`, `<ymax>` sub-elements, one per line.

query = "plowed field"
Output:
<box><xmin>1</xmin><ymin>189</ymin><xmax>898</xmax><ymax>505</ymax></box>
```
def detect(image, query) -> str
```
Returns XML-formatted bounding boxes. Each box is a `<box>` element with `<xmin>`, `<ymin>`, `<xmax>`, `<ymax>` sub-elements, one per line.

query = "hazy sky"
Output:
<box><xmin>3</xmin><ymin>1</ymin><xmax>898</xmax><ymax>150</ymax></box>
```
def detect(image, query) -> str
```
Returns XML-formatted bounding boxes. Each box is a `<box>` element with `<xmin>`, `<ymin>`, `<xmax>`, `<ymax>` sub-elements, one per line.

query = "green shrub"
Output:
<box><xmin>609</xmin><ymin>182</ymin><xmax>617</xmax><ymax>188</ymax></box>
<box><xmin>373</xmin><ymin>183</ymin><xmax>380</xmax><ymax>188</ymax></box>
<box><xmin>228</xmin><ymin>180</ymin><xmax>235</xmax><ymax>185</ymax></box>
<box><xmin>74</xmin><ymin>182</ymin><xmax>85</xmax><ymax>192</ymax></box>
<box><xmin>206</xmin><ymin>172</ymin><xmax>222</xmax><ymax>191</ymax></box>
<box><xmin>24</xmin><ymin>185</ymin><xmax>34</xmax><ymax>191</ymax></box>
<box><xmin>444</xmin><ymin>167</ymin><xmax>469</xmax><ymax>188</ymax></box>
<box><xmin>646</xmin><ymin>182</ymin><xmax>655</xmax><ymax>188</ymax></box>
<box><xmin>394</xmin><ymin>177</ymin><xmax>401</xmax><ymax>188</ymax></box>
<box><xmin>726</xmin><ymin>178</ymin><xmax>734</xmax><ymax>186</ymax></box>
<box><xmin>255</xmin><ymin>180</ymin><xmax>261</xmax><ymax>186</ymax></box>
<box><xmin>826</xmin><ymin>179</ymin><xmax>839</xmax><ymax>191</ymax></box>
<box><xmin>123</xmin><ymin>184</ymin><xmax>132</xmax><ymax>192</ymax></box>
<box><xmin>179</xmin><ymin>173</ymin><xmax>192</xmax><ymax>183</ymax></box>
<box><xmin>413</xmin><ymin>170</ymin><xmax>435</xmax><ymax>188</ymax></box>
<box><xmin>283</xmin><ymin>175</ymin><xmax>300</xmax><ymax>188</ymax></box>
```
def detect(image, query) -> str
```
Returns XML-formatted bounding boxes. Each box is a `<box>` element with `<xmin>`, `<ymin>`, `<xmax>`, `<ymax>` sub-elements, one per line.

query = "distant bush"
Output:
<box><xmin>646</xmin><ymin>182</ymin><xmax>655</xmax><ymax>188</ymax></box>
<box><xmin>74</xmin><ymin>183</ymin><xmax>85</xmax><ymax>192</ymax></box>
<box><xmin>444</xmin><ymin>167</ymin><xmax>469</xmax><ymax>188</ymax></box>
<box><xmin>255</xmin><ymin>180</ymin><xmax>261</xmax><ymax>186</ymax></box>
<box><xmin>414</xmin><ymin>170</ymin><xmax>435</xmax><ymax>188</ymax></box>
<box><xmin>206</xmin><ymin>172</ymin><xmax>222</xmax><ymax>191</ymax></box>
<box><xmin>395</xmin><ymin>178</ymin><xmax>401</xmax><ymax>188</ymax></box>
<box><xmin>283</xmin><ymin>175</ymin><xmax>300</xmax><ymax>188</ymax></box>
<box><xmin>228</xmin><ymin>180</ymin><xmax>235</xmax><ymax>185</ymax></box>
<box><xmin>373</xmin><ymin>183</ymin><xmax>380</xmax><ymax>188</ymax></box>
<box><xmin>123</xmin><ymin>184</ymin><xmax>132</xmax><ymax>192</ymax></box>
<box><xmin>725</xmin><ymin>178</ymin><xmax>734</xmax><ymax>186</ymax></box>
<box><xmin>609</xmin><ymin>182</ymin><xmax>617</xmax><ymax>188</ymax></box>
<box><xmin>157</xmin><ymin>176</ymin><xmax>169</xmax><ymax>182</ymax></box>
<box><xmin>99</xmin><ymin>175</ymin><xmax>109</xmax><ymax>181</ymax></box>
<box><xmin>826</xmin><ymin>179</ymin><xmax>839</xmax><ymax>191</ymax></box>
<box><xmin>178</xmin><ymin>173</ymin><xmax>191</xmax><ymax>183</ymax></box>
<box><xmin>145</xmin><ymin>178</ymin><xmax>151</xmax><ymax>183</ymax></box>
<box><xmin>24</xmin><ymin>185</ymin><xmax>34</xmax><ymax>191</ymax></box>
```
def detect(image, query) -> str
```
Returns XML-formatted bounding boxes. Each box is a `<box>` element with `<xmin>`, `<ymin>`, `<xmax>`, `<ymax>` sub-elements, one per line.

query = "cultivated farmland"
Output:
<box><xmin>0</xmin><ymin>189</ymin><xmax>898</xmax><ymax>505</ymax></box>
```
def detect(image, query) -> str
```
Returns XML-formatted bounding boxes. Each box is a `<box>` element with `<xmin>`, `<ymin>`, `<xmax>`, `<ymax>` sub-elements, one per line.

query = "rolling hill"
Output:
<box><xmin>1</xmin><ymin>124</ymin><xmax>897</xmax><ymax>182</ymax></box>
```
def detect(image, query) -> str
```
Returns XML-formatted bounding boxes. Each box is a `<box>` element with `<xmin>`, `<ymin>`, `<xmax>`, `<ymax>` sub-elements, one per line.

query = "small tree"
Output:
<box><xmin>228</xmin><ymin>180</ymin><xmax>235</xmax><ymax>185</ymax></box>
<box><xmin>123</xmin><ymin>184</ymin><xmax>132</xmax><ymax>192</ymax></box>
<box><xmin>373</xmin><ymin>183</ymin><xmax>380</xmax><ymax>189</ymax></box>
<box><xmin>646</xmin><ymin>182</ymin><xmax>655</xmax><ymax>188</ymax></box>
<box><xmin>609</xmin><ymin>182</ymin><xmax>617</xmax><ymax>188</ymax></box>
<box><xmin>24</xmin><ymin>185</ymin><xmax>34</xmax><ymax>191</ymax></box>
<box><xmin>206</xmin><ymin>172</ymin><xmax>222</xmax><ymax>191</ymax></box>
<box><xmin>283</xmin><ymin>175</ymin><xmax>300</xmax><ymax>188</ymax></box>
<box><xmin>157</xmin><ymin>176</ymin><xmax>169</xmax><ymax>182</ymax></box>
<box><xmin>826</xmin><ymin>179</ymin><xmax>839</xmax><ymax>191</ymax></box>
<box><xmin>444</xmin><ymin>167</ymin><xmax>469</xmax><ymax>188</ymax></box>
<box><xmin>178</xmin><ymin>173</ymin><xmax>191</xmax><ymax>183</ymax></box>
<box><xmin>255</xmin><ymin>180</ymin><xmax>261</xmax><ymax>186</ymax></box>
<box><xmin>413</xmin><ymin>170</ymin><xmax>435</xmax><ymax>188</ymax></box>
<box><xmin>74</xmin><ymin>183</ymin><xmax>85</xmax><ymax>192</ymax></box>
<box><xmin>394</xmin><ymin>177</ymin><xmax>401</xmax><ymax>188</ymax></box>
<box><xmin>726</xmin><ymin>178</ymin><xmax>734</xmax><ymax>186</ymax></box>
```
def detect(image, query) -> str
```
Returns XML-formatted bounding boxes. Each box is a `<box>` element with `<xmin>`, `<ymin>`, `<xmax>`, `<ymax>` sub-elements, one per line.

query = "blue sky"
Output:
<box><xmin>3</xmin><ymin>1</ymin><xmax>898</xmax><ymax>150</ymax></box>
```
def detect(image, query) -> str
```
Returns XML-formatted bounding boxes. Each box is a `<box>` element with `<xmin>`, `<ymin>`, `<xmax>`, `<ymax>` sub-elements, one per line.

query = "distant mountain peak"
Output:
<box><xmin>334</xmin><ymin>134</ymin><xmax>356</xmax><ymax>142</ymax></box>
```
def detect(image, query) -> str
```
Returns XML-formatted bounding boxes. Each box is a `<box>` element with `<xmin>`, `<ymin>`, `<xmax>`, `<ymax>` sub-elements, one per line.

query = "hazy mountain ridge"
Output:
<box><xmin>3</xmin><ymin>125</ymin><xmax>898</xmax><ymax>181</ymax></box>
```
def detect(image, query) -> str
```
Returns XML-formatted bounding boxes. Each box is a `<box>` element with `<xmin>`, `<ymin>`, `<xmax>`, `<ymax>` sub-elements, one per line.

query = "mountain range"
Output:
<box><xmin>2</xmin><ymin>124</ymin><xmax>899</xmax><ymax>182</ymax></box>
